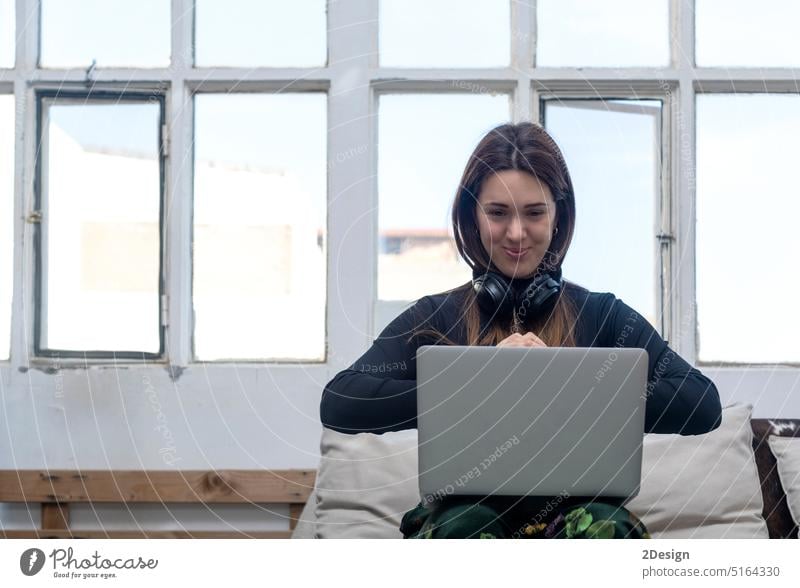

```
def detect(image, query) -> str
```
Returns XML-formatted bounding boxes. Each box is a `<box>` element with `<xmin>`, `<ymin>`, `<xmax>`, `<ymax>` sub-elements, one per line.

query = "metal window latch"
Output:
<box><xmin>160</xmin><ymin>294</ymin><xmax>168</xmax><ymax>327</ymax></box>
<box><xmin>84</xmin><ymin>59</ymin><xmax>97</xmax><ymax>86</ymax></box>
<box><xmin>26</xmin><ymin>210</ymin><xmax>42</xmax><ymax>224</ymax></box>
<box><xmin>161</xmin><ymin>123</ymin><xmax>169</xmax><ymax>158</ymax></box>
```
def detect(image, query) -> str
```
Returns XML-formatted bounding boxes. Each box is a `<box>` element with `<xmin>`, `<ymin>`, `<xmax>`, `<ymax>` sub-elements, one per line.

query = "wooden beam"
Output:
<box><xmin>0</xmin><ymin>470</ymin><xmax>316</xmax><ymax>503</ymax></box>
<box><xmin>40</xmin><ymin>503</ymin><xmax>69</xmax><ymax>530</ymax></box>
<box><xmin>288</xmin><ymin>503</ymin><xmax>305</xmax><ymax>530</ymax></box>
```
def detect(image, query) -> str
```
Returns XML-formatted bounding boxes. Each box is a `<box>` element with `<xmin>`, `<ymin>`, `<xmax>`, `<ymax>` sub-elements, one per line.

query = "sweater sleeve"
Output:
<box><xmin>598</xmin><ymin>294</ymin><xmax>722</xmax><ymax>436</ymax></box>
<box><xmin>320</xmin><ymin>297</ymin><xmax>435</xmax><ymax>434</ymax></box>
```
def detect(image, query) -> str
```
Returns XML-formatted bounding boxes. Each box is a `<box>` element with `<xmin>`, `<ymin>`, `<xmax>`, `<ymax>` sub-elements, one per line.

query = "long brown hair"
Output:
<box><xmin>410</xmin><ymin>122</ymin><xmax>578</xmax><ymax>348</ymax></box>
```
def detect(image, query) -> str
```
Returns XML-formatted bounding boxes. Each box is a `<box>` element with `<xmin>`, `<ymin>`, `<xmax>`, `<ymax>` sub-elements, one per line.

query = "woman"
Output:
<box><xmin>320</xmin><ymin>122</ymin><xmax>722</xmax><ymax>539</ymax></box>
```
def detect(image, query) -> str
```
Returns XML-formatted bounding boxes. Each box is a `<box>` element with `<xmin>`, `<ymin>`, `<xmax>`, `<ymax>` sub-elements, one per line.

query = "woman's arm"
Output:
<box><xmin>599</xmin><ymin>294</ymin><xmax>722</xmax><ymax>435</ymax></box>
<box><xmin>320</xmin><ymin>297</ymin><xmax>435</xmax><ymax>434</ymax></box>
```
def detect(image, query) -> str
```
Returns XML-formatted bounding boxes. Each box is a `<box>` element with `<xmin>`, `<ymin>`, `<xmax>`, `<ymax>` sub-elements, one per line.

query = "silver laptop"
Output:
<box><xmin>416</xmin><ymin>346</ymin><xmax>648</xmax><ymax>502</ymax></box>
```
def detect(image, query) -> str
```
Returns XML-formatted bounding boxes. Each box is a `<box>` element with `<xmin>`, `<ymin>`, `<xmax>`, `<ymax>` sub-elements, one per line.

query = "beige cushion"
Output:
<box><xmin>626</xmin><ymin>403</ymin><xmax>768</xmax><ymax>538</ymax></box>
<box><xmin>767</xmin><ymin>436</ymin><xmax>800</xmax><ymax>528</ymax></box>
<box><xmin>314</xmin><ymin>429</ymin><xmax>419</xmax><ymax>538</ymax></box>
<box><xmin>313</xmin><ymin>403</ymin><xmax>768</xmax><ymax>539</ymax></box>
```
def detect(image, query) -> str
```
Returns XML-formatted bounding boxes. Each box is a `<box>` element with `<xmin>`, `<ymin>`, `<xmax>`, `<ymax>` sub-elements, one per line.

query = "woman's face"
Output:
<box><xmin>475</xmin><ymin>169</ymin><xmax>558</xmax><ymax>279</ymax></box>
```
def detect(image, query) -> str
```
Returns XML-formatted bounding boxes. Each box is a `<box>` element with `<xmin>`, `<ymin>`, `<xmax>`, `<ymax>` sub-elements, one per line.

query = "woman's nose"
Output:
<box><xmin>506</xmin><ymin>215</ymin><xmax>525</xmax><ymax>240</ymax></box>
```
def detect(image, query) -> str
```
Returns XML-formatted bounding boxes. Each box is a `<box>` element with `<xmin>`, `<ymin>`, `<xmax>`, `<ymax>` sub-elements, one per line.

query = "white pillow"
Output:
<box><xmin>314</xmin><ymin>429</ymin><xmax>419</xmax><ymax>539</ymax></box>
<box><xmin>767</xmin><ymin>435</ymin><xmax>800</xmax><ymax>529</ymax></box>
<box><xmin>626</xmin><ymin>403</ymin><xmax>768</xmax><ymax>538</ymax></box>
<box><xmin>314</xmin><ymin>404</ymin><xmax>768</xmax><ymax>539</ymax></box>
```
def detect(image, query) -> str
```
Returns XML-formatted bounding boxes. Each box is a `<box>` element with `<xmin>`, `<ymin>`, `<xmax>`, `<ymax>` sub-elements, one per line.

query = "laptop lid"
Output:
<box><xmin>416</xmin><ymin>346</ymin><xmax>647</xmax><ymax>501</ymax></box>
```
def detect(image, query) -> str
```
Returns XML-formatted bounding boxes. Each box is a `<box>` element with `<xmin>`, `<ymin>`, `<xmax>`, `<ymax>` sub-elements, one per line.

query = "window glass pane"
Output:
<box><xmin>544</xmin><ymin>99</ymin><xmax>662</xmax><ymax>330</ymax></box>
<box><xmin>696</xmin><ymin>94</ymin><xmax>800</xmax><ymax>363</ymax></box>
<box><xmin>40</xmin><ymin>0</ymin><xmax>170</xmax><ymax>68</ymax></box>
<box><xmin>696</xmin><ymin>0</ymin><xmax>800</xmax><ymax>67</ymax></box>
<box><xmin>195</xmin><ymin>0</ymin><xmax>326</xmax><ymax>68</ymax></box>
<box><xmin>0</xmin><ymin>0</ymin><xmax>13</xmax><ymax>68</ymax></box>
<box><xmin>0</xmin><ymin>95</ymin><xmax>13</xmax><ymax>358</ymax></box>
<box><xmin>193</xmin><ymin>94</ymin><xmax>326</xmax><ymax>361</ymax></box>
<box><xmin>380</xmin><ymin>0</ymin><xmax>510</xmax><ymax>67</ymax></box>
<box><xmin>40</xmin><ymin>99</ymin><xmax>162</xmax><ymax>353</ymax></box>
<box><xmin>536</xmin><ymin>0</ymin><xmax>669</xmax><ymax>67</ymax></box>
<box><xmin>378</xmin><ymin>94</ymin><xmax>509</xmax><ymax>301</ymax></box>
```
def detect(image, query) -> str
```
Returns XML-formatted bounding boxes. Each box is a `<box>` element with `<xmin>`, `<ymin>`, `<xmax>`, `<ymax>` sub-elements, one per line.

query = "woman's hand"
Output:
<box><xmin>496</xmin><ymin>332</ymin><xmax>548</xmax><ymax>348</ymax></box>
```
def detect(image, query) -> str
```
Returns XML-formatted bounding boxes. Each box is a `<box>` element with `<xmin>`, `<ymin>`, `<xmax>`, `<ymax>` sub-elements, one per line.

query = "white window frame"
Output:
<box><xmin>538</xmin><ymin>95</ymin><xmax>668</xmax><ymax>338</ymax></box>
<box><xmin>0</xmin><ymin>0</ymin><xmax>796</xmax><ymax>416</ymax></box>
<box><xmin>32</xmin><ymin>89</ymin><xmax>168</xmax><ymax>360</ymax></box>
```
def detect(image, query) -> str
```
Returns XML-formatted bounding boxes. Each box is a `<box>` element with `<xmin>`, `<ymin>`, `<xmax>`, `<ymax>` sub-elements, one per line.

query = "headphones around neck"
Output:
<box><xmin>472</xmin><ymin>264</ymin><xmax>563</xmax><ymax>324</ymax></box>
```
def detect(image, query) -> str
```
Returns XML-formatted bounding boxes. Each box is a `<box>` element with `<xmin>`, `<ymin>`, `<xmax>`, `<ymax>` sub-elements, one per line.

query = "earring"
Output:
<box><xmin>553</xmin><ymin>226</ymin><xmax>559</xmax><ymax>236</ymax></box>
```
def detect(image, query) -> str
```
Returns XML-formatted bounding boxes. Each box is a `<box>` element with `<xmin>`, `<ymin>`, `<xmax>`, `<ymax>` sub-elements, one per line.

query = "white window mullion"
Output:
<box><xmin>512</xmin><ymin>0</ymin><xmax>535</xmax><ymax>122</ymax></box>
<box><xmin>15</xmin><ymin>0</ymin><xmax>36</xmax><ymax>71</ymax></box>
<box><xmin>673</xmin><ymin>0</ymin><xmax>697</xmax><ymax>363</ymax></box>
<box><xmin>165</xmin><ymin>0</ymin><xmax>194</xmax><ymax>366</ymax></box>
<box><xmin>326</xmin><ymin>0</ymin><xmax>378</xmax><ymax>371</ymax></box>
<box><xmin>11</xmin><ymin>0</ymin><xmax>39</xmax><ymax>368</ymax></box>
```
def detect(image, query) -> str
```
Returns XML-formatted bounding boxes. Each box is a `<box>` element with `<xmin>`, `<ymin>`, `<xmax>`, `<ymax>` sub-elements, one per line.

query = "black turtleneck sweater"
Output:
<box><xmin>320</xmin><ymin>278</ymin><xmax>722</xmax><ymax>437</ymax></box>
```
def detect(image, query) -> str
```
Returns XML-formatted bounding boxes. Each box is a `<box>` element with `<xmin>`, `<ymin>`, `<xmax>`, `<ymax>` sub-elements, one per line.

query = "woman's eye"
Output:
<box><xmin>487</xmin><ymin>210</ymin><xmax>542</xmax><ymax>217</ymax></box>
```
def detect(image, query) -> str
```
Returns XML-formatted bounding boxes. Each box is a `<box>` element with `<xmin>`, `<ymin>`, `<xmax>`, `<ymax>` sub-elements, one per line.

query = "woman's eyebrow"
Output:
<box><xmin>484</xmin><ymin>201</ymin><xmax>547</xmax><ymax>208</ymax></box>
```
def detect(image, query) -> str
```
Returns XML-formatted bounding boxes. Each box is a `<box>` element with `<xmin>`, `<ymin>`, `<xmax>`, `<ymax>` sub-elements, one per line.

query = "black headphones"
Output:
<box><xmin>472</xmin><ymin>264</ymin><xmax>563</xmax><ymax>323</ymax></box>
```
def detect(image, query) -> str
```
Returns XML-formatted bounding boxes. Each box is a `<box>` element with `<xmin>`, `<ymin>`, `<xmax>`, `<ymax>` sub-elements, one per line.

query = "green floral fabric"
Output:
<box><xmin>400</xmin><ymin>497</ymin><xmax>651</xmax><ymax>539</ymax></box>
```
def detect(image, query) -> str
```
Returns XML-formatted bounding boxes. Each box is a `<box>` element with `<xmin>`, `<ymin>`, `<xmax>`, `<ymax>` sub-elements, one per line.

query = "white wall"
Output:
<box><xmin>0</xmin><ymin>362</ymin><xmax>332</xmax><ymax>531</ymax></box>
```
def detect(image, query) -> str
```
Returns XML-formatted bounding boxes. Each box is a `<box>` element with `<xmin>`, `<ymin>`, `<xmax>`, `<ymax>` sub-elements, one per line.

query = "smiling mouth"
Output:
<box><xmin>503</xmin><ymin>248</ymin><xmax>529</xmax><ymax>257</ymax></box>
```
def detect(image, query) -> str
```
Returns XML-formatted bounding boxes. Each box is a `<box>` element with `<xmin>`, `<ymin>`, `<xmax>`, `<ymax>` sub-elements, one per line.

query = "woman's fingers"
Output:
<box><xmin>523</xmin><ymin>332</ymin><xmax>546</xmax><ymax>347</ymax></box>
<box><xmin>497</xmin><ymin>332</ymin><xmax>547</xmax><ymax>348</ymax></box>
